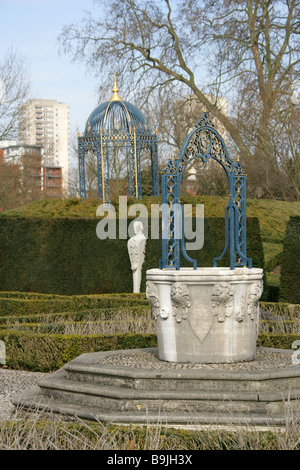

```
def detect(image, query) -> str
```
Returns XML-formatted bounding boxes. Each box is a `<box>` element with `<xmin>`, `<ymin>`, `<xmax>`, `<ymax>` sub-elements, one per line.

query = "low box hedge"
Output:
<box><xmin>1</xmin><ymin>327</ymin><xmax>299</xmax><ymax>372</ymax></box>
<box><xmin>0</xmin><ymin>330</ymin><xmax>157</xmax><ymax>372</ymax></box>
<box><xmin>257</xmin><ymin>333</ymin><xmax>300</xmax><ymax>350</ymax></box>
<box><xmin>0</xmin><ymin>293</ymin><xmax>148</xmax><ymax>317</ymax></box>
<box><xmin>0</xmin><ymin>306</ymin><xmax>151</xmax><ymax>325</ymax></box>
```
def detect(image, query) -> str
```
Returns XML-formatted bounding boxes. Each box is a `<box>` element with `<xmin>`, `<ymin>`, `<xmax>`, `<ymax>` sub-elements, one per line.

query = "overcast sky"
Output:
<box><xmin>0</xmin><ymin>0</ymin><xmax>102</xmax><ymax>140</ymax></box>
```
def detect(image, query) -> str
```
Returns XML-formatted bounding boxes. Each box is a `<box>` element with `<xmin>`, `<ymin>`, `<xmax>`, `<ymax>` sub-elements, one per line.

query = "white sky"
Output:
<box><xmin>0</xmin><ymin>0</ymin><xmax>102</xmax><ymax>142</ymax></box>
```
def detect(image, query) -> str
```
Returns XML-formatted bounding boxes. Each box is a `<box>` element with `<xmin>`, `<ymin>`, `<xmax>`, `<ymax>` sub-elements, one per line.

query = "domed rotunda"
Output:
<box><xmin>78</xmin><ymin>76</ymin><xmax>159</xmax><ymax>203</ymax></box>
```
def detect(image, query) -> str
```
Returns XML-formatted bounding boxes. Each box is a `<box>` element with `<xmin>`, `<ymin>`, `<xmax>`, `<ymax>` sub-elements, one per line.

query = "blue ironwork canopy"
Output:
<box><xmin>85</xmin><ymin>99</ymin><xmax>147</xmax><ymax>134</ymax></box>
<box><xmin>78</xmin><ymin>76</ymin><xmax>159</xmax><ymax>202</ymax></box>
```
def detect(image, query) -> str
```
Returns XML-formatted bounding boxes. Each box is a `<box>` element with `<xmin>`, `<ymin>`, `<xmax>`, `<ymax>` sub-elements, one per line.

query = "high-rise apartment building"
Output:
<box><xmin>19</xmin><ymin>99</ymin><xmax>69</xmax><ymax>194</ymax></box>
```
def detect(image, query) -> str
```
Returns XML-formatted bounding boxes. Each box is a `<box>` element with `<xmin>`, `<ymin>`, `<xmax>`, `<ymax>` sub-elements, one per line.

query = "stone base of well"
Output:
<box><xmin>146</xmin><ymin>267</ymin><xmax>264</xmax><ymax>364</ymax></box>
<box><xmin>13</xmin><ymin>347</ymin><xmax>300</xmax><ymax>427</ymax></box>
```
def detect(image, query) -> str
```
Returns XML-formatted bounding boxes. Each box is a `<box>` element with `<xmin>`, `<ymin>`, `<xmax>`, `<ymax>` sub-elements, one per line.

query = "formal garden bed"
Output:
<box><xmin>0</xmin><ymin>291</ymin><xmax>299</xmax><ymax>372</ymax></box>
<box><xmin>0</xmin><ymin>291</ymin><xmax>299</xmax><ymax>450</ymax></box>
<box><xmin>0</xmin><ymin>202</ymin><xmax>299</xmax><ymax>449</ymax></box>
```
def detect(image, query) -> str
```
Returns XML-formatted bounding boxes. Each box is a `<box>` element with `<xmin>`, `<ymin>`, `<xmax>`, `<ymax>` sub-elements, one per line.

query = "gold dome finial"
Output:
<box><xmin>110</xmin><ymin>74</ymin><xmax>122</xmax><ymax>101</ymax></box>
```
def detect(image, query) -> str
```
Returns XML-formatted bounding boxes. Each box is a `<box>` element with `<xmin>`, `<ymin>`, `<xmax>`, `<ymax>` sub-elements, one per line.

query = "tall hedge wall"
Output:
<box><xmin>280</xmin><ymin>216</ymin><xmax>300</xmax><ymax>304</ymax></box>
<box><xmin>0</xmin><ymin>216</ymin><xmax>264</xmax><ymax>295</ymax></box>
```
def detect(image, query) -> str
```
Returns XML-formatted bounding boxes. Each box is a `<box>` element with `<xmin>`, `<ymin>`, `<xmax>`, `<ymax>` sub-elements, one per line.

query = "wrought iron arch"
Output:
<box><xmin>160</xmin><ymin>112</ymin><xmax>252</xmax><ymax>270</ymax></box>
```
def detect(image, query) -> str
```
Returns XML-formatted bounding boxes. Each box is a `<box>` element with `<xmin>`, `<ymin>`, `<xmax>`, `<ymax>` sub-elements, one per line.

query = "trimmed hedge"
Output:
<box><xmin>280</xmin><ymin>216</ymin><xmax>300</xmax><ymax>304</ymax></box>
<box><xmin>0</xmin><ymin>306</ymin><xmax>151</xmax><ymax>325</ymax></box>
<box><xmin>0</xmin><ymin>330</ymin><xmax>157</xmax><ymax>372</ymax></box>
<box><xmin>1</xmin><ymin>328</ymin><xmax>299</xmax><ymax>372</ymax></box>
<box><xmin>0</xmin><ymin>294</ymin><xmax>298</xmax><ymax>371</ymax></box>
<box><xmin>257</xmin><ymin>333</ymin><xmax>300</xmax><ymax>350</ymax></box>
<box><xmin>0</xmin><ymin>293</ymin><xmax>148</xmax><ymax>317</ymax></box>
<box><xmin>0</xmin><ymin>216</ymin><xmax>265</xmax><ymax>296</ymax></box>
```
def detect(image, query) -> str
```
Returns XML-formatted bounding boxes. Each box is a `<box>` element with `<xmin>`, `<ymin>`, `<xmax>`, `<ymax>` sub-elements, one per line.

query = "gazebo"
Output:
<box><xmin>77</xmin><ymin>77</ymin><xmax>159</xmax><ymax>203</ymax></box>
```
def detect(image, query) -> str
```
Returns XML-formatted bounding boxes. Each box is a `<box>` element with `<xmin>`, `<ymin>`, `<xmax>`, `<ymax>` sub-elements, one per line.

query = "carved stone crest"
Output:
<box><xmin>211</xmin><ymin>282</ymin><xmax>234</xmax><ymax>322</ymax></box>
<box><xmin>146</xmin><ymin>281</ymin><xmax>160</xmax><ymax>320</ymax></box>
<box><xmin>189</xmin><ymin>305</ymin><xmax>214</xmax><ymax>343</ymax></box>
<box><xmin>170</xmin><ymin>282</ymin><xmax>191</xmax><ymax>323</ymax></box>
<box><xmin>170</xmin><ymin>282</ymin><xmax>214</xmax><ymax>343</ymax></box>
<box><xmin>248</xmin><ymin>281</ymin><xmax>263</xmax><ymax>320</ymax></box>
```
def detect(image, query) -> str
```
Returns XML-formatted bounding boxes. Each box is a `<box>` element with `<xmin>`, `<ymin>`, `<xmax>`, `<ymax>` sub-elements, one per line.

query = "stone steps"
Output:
<box><xmin>13</xmin><ymin>348</ymin><xmax>300</xmax><ymax>427</ymax></box>
<box><xmin>63</xmin><ymin>362</ymin><xmax>300</xmax><ymax>394</ymax></box>
<box><xmin>39</xmin><ymin>369</ymin><xmax>300</xmax><ymax>411</ymax></box>
<box><xmin>14</xmin><ymin>388</ymin><xmax>295</xmax><ymax>427</ymax></box>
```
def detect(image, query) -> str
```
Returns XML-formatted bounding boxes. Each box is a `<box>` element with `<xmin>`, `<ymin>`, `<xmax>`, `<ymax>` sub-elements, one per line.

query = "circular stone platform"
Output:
<box><xmin>13</xmin><ymin>347</ymin><xmax>300</xmax><ymax>428</ymax></box>
<box><xmin>99</xmin><ymin>347</ymin><xmax>295</xmax><ymax>371</ymax></box>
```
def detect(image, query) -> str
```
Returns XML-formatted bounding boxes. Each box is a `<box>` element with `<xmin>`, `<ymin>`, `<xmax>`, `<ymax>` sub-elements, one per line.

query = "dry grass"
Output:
<box><xmin>4</xmin><ymin>309</ymin><xmax>156</xmax><ymax>335</ymax></box>
<box><xmin>259</xmin><ymin>319</ymin><xmax>300</xmax><ymax>334</ymax></box>
<box><xmin>4</xmin><ymin>307</ymin><xmax>300</xmax><ymax>336</ymax></box>
<box><xmin>1</xmin><ymin>405</ymin><xmax>300</xmax><ymax>450</ymax></box>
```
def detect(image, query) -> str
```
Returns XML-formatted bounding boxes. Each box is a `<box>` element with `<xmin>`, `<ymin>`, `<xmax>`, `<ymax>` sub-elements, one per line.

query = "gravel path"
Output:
<box><xmin>0</xmin><ymin>368</ymin><xmax>47</xmax><ymax>421</ymax></box>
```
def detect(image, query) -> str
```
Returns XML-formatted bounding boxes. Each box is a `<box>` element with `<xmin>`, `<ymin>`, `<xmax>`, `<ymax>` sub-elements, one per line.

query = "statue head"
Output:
<box><xmin>133</xmin><ymin>220</ymin><xmax>144</xmax><ymax>236</ymax></box>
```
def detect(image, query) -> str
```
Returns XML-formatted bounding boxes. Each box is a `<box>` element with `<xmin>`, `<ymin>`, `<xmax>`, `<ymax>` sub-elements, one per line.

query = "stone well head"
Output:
<box><xmin>146</xmin><ymin>111</ymin><xmax>263</xmax><ymax>363</ymax></box>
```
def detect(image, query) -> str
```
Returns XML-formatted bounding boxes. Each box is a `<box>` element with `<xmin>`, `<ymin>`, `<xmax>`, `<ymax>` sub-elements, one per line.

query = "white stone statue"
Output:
<box><xmin>127</xmin><ymin>221</ymin><xmax>146</xmax><ymax>293</ymax></box>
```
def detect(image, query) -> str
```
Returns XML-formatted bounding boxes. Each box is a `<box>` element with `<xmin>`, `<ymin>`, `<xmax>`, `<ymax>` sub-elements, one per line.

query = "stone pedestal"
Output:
<box><xmin>146</xmin><ymin>267</ymin><xmax>264</xmax><ymax>364</ymax></box>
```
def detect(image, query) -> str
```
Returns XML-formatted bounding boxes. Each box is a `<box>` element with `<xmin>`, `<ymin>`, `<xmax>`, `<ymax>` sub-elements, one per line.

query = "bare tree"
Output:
<box><xmin>0</xmin><ymin>150</ymin><xmax>43</xmax><ymax>210</ymax></box>
<box><xmin>20</xmin><ymin>151</ymin><xmax>43</xmax><ymax>204</ymax></box>
<box><xmin>0</xmin><ymin>48</ymin><xmax>31</xmax><ymax>141</ymax></box>
<box><xmin>268</xmin><ymin>96</ymin><xmax>300</xmax><ymax>200</ymax></box>
<box><xmin>59</xmin><ymin>0</ymin><xmax>300</xmax><ymax>198</ymax></box>
<box><xmin>0</xmin><ymin>161</ymin><xmax>21</xmax><ymax>210</ymax></box>
<box><xmin>229</xmin><ymin>64</ymin><xmax>300</xmax><ymax>199</ymax></box>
